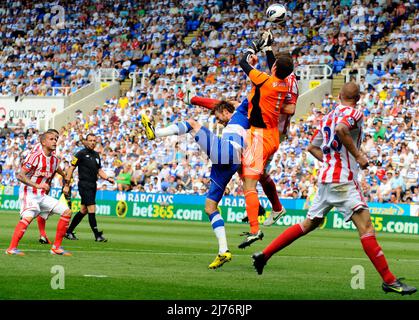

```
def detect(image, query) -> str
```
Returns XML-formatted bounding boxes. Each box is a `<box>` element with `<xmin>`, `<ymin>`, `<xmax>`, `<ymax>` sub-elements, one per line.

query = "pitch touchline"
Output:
<box><xmin>20</xmin><ymin>248</ymin><xmax>419</xmax><ymax>263</ymax></box>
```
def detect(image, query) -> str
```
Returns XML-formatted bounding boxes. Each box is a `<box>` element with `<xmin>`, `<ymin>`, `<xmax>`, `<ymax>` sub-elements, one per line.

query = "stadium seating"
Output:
<box><xmin>0</xmin><ymin>1</ymin><xmax>417</xmax><ymax>204</ymax></box>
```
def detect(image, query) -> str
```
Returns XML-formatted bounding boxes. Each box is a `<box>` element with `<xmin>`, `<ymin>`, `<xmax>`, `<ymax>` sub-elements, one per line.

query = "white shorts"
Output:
<box><xmin>20</xmin><ymin>194</ymin><xmax>69</xmax><ymax>220</ymax></box>
<box><xmin>307</xmin><ymin>181</ymin><xmax>368</xmax><ymax>222</ymax></box>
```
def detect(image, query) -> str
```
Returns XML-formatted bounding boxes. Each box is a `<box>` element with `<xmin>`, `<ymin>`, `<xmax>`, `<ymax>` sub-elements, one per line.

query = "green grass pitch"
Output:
<box><xmin>0</xmin><ymin>210</ymin><xmax>417</xmax><ymax>300</ymax></box>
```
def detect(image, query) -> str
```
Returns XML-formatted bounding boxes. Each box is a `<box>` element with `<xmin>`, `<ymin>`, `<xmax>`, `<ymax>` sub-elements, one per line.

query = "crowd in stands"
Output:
<box><xmin>0</xmin><ymin>0</ymin><xmax>418</xmax><ymax>205</ymax></box>
<box><xmin>1</xmin><ymin>1</ymin><xmax>414</xmax><ymax>96</ymax></box>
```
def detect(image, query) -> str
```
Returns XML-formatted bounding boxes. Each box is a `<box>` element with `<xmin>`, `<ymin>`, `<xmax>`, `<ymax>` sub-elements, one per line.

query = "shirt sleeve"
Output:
<box><xmin>248</xmin><ymin>69</ymin><xmax>270</xmax><ymax>86</ymax></box>
<box><xmin>71</xmin><ymin>151</ymin><xmax>81</xmax><ymax>167</ymax></box>
<box><xmin>310</xmin><ymin>127</ymin><xmax>324</xmax><ymax>148</ymax></box>
<box><xmin>235</xmin><ymin>98</ymin><xmax>248</xmax><ymax>116</ymax></box>
<box><xmin>22</xmin><ymin>154</ymin><xmax>39</xmax><ymax>172</ymax></box>
<box><xmin>338</xmin><ymin>109</ymin><xmax>363</xmax><ymax>130</ymax></box>
<box><xmin>284</xmin><ymin>74</ymin><xmax>299</xmax><ymax>105</ymax></box>
<box><xmin>97</xmin><ymin>154</ymin><xmax>102</xmax><ymax>169</ymax></box>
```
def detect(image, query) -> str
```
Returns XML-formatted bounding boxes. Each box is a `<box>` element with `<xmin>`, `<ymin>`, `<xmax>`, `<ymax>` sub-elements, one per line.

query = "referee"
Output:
<box><xmin>63</xmin><ymin>133</ymin><xmax>114</xmax><ymax>242</ymax></box>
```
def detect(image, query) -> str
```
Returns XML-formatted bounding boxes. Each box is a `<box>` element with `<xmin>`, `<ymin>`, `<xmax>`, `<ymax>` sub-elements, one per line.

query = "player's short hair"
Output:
<box><xmin>40</xmin><ymin>131</ymin><xmax>56</xmax><ymax>143</ymax></box>
<box><xmin>46</xmin><ymin>128</ymin><xmax>59</xmax><ymax>135</ymax></box>
<box><xmin>85</xmin><ymin>133</ymin><xmax>96</xmax><ymax>140</ymax></box>
<box><xmin>212</xmin><ymin>101</ymin><xmax>235</xmax><ymax>115</ymax></box>
<box><xmin>274</xmin><ymin>52</ymin><xmax>294</xmax><ymax>80</ymax></box>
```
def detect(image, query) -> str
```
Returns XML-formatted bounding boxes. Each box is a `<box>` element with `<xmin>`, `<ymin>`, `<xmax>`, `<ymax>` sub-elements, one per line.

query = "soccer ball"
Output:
<box><xmin>116</xmin><ymin>200</ymin><xmax>128</xmax><ymax>218</ymax></box>
<box><xmin>266</xmin><ymin>3</ymin><xmax>287</xmax><ymax>23</ymax></box>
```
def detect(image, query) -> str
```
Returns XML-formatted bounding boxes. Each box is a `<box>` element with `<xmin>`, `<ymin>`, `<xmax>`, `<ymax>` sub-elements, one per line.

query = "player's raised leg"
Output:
<box><xmin>141</xmin><ymin>95</ymin><xmax>226</xmax><ymax>141</ymax></box>
<box><xmin>351</xmin><ymin>209</ymin><xmax>416</xmax><ymax>295</ymax></box>
<box><xmin>252</xmin><ymin>217</ymin><xmax>322</xmax><ymax>274</ymax></box>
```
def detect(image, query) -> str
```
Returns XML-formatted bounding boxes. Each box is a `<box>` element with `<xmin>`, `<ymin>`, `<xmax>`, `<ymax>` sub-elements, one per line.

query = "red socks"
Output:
<box><xmin>263</xmin><ymin>223</ymin><xmax>305</xmax><ymax>260</ymax></box>
<box><xmin>53</xmin><ymin>215</ymin><xmax>71</xmax><ymax>248</ymax></box>
<box><xmin>190</xmin><ymin>96</ymin><xmax>221</xmax><ymax>110</ymax></box>
<box><xmin>37</xmin><ymin>216</ymin><xmax>47</xmax><ymax>238</ymax></box>
<box><xmin>260</xmin><ymin>223</ymin><xmax>397</xmax><ymax>286</ymax></box>
<box><xmin>8</xmin><ymin>219</ymin><xmax>30</xmax><ymax>249</ymax></box>
<box><xmin>244</xmin><ymin>190</ymin><xmax>260</xmax><ymax>234</ymax></box>
<box><xmin>260</xmin><ymin>175</ymin><xmax>283</xmax><ymax>212</ymax></box>
<box><xmin>360</xmin><ymin>233</ymin><xmax>396</xmax><ymax>284</ymax></box>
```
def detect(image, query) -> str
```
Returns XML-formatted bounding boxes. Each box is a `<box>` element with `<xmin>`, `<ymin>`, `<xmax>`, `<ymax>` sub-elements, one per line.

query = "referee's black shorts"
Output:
<box><xmin>78</xmin><ymin>181</ymin><xmax>97</xmax><ymax>206</ymax></box>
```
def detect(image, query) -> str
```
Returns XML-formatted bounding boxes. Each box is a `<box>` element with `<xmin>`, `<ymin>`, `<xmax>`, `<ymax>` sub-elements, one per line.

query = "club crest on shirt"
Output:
<box><xmin>347</xmin><ymin>117</ymin><xmax>355</xmax><ymax>127</ymax></box>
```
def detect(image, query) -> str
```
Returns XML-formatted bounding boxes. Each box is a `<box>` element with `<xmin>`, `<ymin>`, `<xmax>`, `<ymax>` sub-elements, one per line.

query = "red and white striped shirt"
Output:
<box><xmin>311</xmin><ymin>104</ymin><xmax>364</xmax><ymax>183</ymax></box>
<box><xmin>32</xmin><ymin>143</ymin><xmax>42</xmax><ymax>154</ymax></box>
<box><xmin>19</xmin><ymin>148</ymin><xmax>60</xmax><ymax>197</ymax></box>
<box><xmin>278</xmin><ymin>72</ymin><xmax>299</xmax><ymax>135</ymax></box>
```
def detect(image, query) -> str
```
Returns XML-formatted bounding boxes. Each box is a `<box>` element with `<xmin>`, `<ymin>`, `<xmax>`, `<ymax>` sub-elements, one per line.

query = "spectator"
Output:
<box><xmin>116</xmin><ymin>165</ymin><xmax>133</xmax><ymax>192</ymax></box>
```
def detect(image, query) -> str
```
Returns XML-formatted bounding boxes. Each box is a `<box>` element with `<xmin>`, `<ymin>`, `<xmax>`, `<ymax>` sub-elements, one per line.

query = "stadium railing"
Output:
<box><xmin>129</xmin><ymin>70</ymin><xmax>146</xmax><ymax>89</ymax></box>
<box><xmin>295</xmin><ymin>64</ymin><xmax>333</xmax><ymax>80</ymax></box>
<box><xmin>341</xmin><ymin>67</ymin><xmax>367</xmax><ymax>83</ymax></box>
<box><xmin>95</xmin><ymin>68</ymin><xmax>120</xmax><ymax>83</ymax></box>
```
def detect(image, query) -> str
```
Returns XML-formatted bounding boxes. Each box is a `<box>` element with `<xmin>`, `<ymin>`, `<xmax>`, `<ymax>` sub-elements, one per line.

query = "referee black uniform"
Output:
<box><xmin>73</xmin><ymin>147</ymin><xmax>101</xmax><ymax>206</ymax></box>
<box><xmin>64</xmin><ymin>134</ymin><xmax>113</xmax><ymax>242</ymax></box>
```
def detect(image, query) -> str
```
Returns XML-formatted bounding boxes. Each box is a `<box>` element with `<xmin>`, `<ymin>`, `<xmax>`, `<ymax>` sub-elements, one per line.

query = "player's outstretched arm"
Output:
<box><xmin>308</xmin><ymin>128</ymin><xmax>324</xmax><ymax>162</ymax></box>
<box><xmin>261</xmin><ymin>30</ymin><xmax>276</xmax><ymax>70</ymax></box>
<box><xmin>98</xmin><ymin>168</ymin><xmax>115</xmax><ymax>184</ymax></box>
<box><xmin>239</xmin><ymin>51</ymin><xmax>256</xmax><ymax>76</ymax></box>
<box><xmin>335</xmin><ymin>123</ymin><xmax>368</xmax><ymax>169</ymax></box>
<box><xmin>307</xmin><ymin>144</ymin><xmax>323</xmax><ymax>162</ymax></box>
<box><xmin>238</xmin><ymin>36</ymin><xmax>266</xmax><ymax>76</ymax></box>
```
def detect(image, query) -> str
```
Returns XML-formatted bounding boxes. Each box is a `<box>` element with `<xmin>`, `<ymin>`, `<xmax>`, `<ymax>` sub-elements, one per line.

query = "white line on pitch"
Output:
<box><xmin>18</xmin><ymin>248</ymin><xmax>419</xmax><ymax>263</ymax></box>
<box><xmin>83</xmin><ymin>274</ymin><xmax>108</xmax><ymax>278</ymax></box>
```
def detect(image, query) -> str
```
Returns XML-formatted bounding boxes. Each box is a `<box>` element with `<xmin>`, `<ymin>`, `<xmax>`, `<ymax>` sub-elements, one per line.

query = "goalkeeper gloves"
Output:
<box><xmin>260</xmin><ymin>29</ymin><xmax>274</xmax><ymax>52</ymax></box>
<box><xmin>245</xmin><ymin>39</ymin><xmax>263</xmax><ymax>55</ymax></box>
<box><xmin>244</xmin><ymin>29</ymin><xmax>274</xmax><ymax>55</ymax></box>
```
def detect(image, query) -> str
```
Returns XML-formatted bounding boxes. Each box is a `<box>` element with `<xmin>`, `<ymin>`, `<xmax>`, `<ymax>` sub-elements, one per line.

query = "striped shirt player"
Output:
<box><xmin>19</xmin><ymin>148</ymin><xmax>68</xmax><ymax>219</ymax></box>
<box><xmin>309</xmin><ymin>104</ymin><xmax>368</xmax><ymax>222</ymax></box>
<box><xmin>253</xmin><ymin>83</ymin><xmax>417</xmax><ymax>295</ymax></box>
<box><xmin>6</xmin><ymin>131</ymin><xmax>73</xmax><ymax>256</ymax></box>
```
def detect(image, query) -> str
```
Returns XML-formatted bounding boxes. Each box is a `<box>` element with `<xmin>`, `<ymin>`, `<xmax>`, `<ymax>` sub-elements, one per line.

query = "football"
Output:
<box><xmin>116</xmin><ymin>200</ymin><xmax>128</xmax><ymax>217</ymax></box>
<box><xmin>266</xmin><ymin>3</ymin><xmax>287</xmax><ymax>23</ymax></box>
